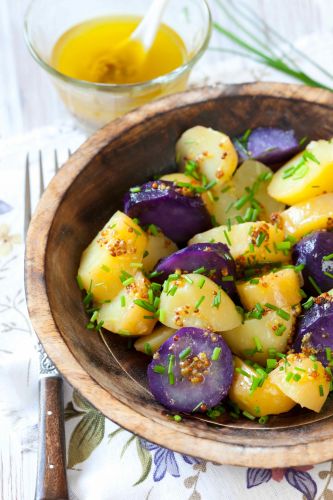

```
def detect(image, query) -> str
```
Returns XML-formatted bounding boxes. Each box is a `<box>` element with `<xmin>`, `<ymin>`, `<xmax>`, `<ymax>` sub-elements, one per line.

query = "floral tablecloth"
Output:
<box><xmin>1</xmin><ymin>30</ymin><xmax>333</xmax><ymax>500</ymax></box>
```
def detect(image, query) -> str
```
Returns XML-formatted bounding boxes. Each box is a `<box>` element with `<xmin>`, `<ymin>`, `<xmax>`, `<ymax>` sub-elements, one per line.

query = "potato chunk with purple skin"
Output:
<box><xmin>292</xmin><ymin>230</ymin><xmax>333</xmax><ymax>295</ymax></box>
<box><xmin>154</xmin><ymin>243</ymin><xmax>237</xmax><ymax>297</ymax></box>
<box><xmin>124</xmin><ymin>180</ymin><xmax>211</xmax><ymax>244</ymax></box>
<box><xmin>293</xmin><ymin>291</ymin><xmax>333</xmax><ymax>367</ymax></box>
<box><xmin>147</xmin><ymin>327</ymin><xmax>233</xmax><ymax>413</ymax></box>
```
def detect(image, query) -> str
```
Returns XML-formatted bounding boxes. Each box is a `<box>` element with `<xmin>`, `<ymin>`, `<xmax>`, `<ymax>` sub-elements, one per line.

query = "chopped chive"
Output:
<box><xmin>227</xmin><ymin>218</ymin><xmax>232</xmax><ymax>231</ymax></box>
<box><xmin>179</xmin><ymin>347</ymin><xmax>191</xmax><ymax>360</ymax></box>
<box><xmin>236</xmin><ymin>367</ymin><xmax>250</xmax><ymax>377</ymax></box>
<box><xmin>319</xmin><ymin>384</ymin><xmax>324</xmax><ymax>397</ymax></box>
<box><xmin>130</xmin><ymin>262</ymin><xmax>143</xmax><ymax>268</ymax></box>
<box><xmin>323</xmin><ymin>253</ymin><xmax>333</xmax><ymax>261</ymax></box>
<box><xmin>159</xmin><ymin>309</ymin><xmax>166</xmax><ymax>323</ymax></box>
<box><xmin>242</xmin><ymin>410</ymin><xmax>256</xmax><ymax>421</ymax></box>
<box><xmin>192</xmin><ymin>401</ymin><xmax>204</xmax><ymax>412</ymax></box>
<box><xmin>148</xmin><ymin>224</ymin><xmax>159</xmax><ymax>236</ymax></box>
<box><xmin>198</xmin><ymin>277</ymin><xmax>206</xmax><ymax>289</ymax></box>
<box><xmin>90</xmin><ymin>310</ymin><xmax>99</xmax><ymax>323</ymax></box>
<box><xmin>275</xmin><ymin>241</ymin><xmax>292</xmax><ymax>251</ymax></box>
<box><xmin>265</xmin><ymin>303</ymin><xmax>278</xmax><ymax>311</ymax></box>
<box><xmin>248</xmin><ymin>243</ymin><xmax>254</xmax><ymax>253</ymax></box>
<box><xmin>133</xmin><ymin>299</ymin><xmax>156</xmax><ymax>313</ymax></box>
<box><xmin>223</xmin><ymin>229</ymin><xmax>232</xmax><ymax>246</ymax></box>
<box><xmin>169</xmin><ymin>372</ymin><xmax>175</xmax><ymax>385</ymax></box>
<box><xmin>258</xmin><ymin>415</ymin><xmax>269</xmax><ymax>425</ymax></box>
<box><xmin>144</xmin><ymin>343</ymin><xmax>152</xmax><ymax>355</ymax></box>
<box><xmin>153</xmin><ymin>296</ymin><xmax>160</xmax><ymax>309</ymax></box>
<box><xmin>254</xmin><ymin>336</ymin><xmax>263</xmax><ymax>353</ymax></box>
<box><xmin>211</xmin><ymin>215</ymin><xmax>219</xmax><ymax>227</ymax></box>
<box><xmin>268</xmin><ymin>348</ymin><xmax>277</xmax><ymax>357</ymax></box>
<box><xmin>120</xmin><ymin>296</ymin><xmax>126</xmax><ymax>307</ymax></box>
<box><xmin>285</xmin><ymin>372</ymin><xmax>293</xmax><ymax>382</ymax></box>
<box><xmin>168</xmin><ymin>285</ymin><xmax>178</xmax><ymax>296</ymax></box>
<box><xmin>194</xmin><ymin>296</ymin><xmax>205</xmax><ymax>310</ymax></box>
<box><xmin>234</xmin><ymin>193</ymin><xmax>251</xmax><ymax>210</ymax></box>
<box><xmin>184</xmin><ymin>275</ymin><xmax>193</xmax><ymax>284</ymax></box>
<box><xmin>309</xmin><ymin>354</ymin><xmax>317</xmax><ymax>361</ymax></box>
<box><xmin>293</xmin><ymin>373</ymin><xmax>301</xmax><ymax>382</ymax></box>
<box><xmin>300</xmin><ymin>289</ymin><xmax>307</xmax><ymax>298</ymax></box>
<box><xmin>324</xmin><ymin>271</ymin><xmax>333</xmax><ymax>279</ymax></box>
<box><xmin>221</xmin><ymin>275</ymin><xmax>234</xmax><ymax>282</ymax></box>
<box><xmin>275</xmin><ymin>324</ymin><xmax>287</xmax><ymax>336</ymax></box>
<box><xmin>76</xmin><ymin>275</ymin><xmax>84</xmax><ymax>290</ymax></box>
<box><xmin>122</xmin><ymin>277</ymin><xmax>135</xmax><ymax>286</ymax></box>
<box><xmin>326</xmin><ymin>347</ymin><xmax>332</xmax><ymax>362</ymax></box>
<box><xmin>303</xmin><ymin>297</ymin><xmax>314</xmax><ymax>310</ymax></box>
<box><xmin>256</xmin><ymin>232</ymin><xmax>266</xmax><ymax>247</ymax></box>
<box><xmin>130</xmin><ymin>186</ymin><xmax>141</xmax><ymax>193</ymax></box>
<box><xmin>148</xmin><ymin>289</ymin><xmax>154</xmax><ymax>304</ymax></box>
<box><xmin>249</xmin><ymin>278</ymin><xmax>259</xmax><ymax>284</ymax></box>
<box><xmin>308</xmin><ymin>275</ymin><xmax>322</xmax><ymax>295</ymax></box>
<box><xmin>153</xmin><ymin>365</ymin><xmax>165</xmax><ymax>374</ymax></box>
<box><xmin>266</xmin><ymin>358</ymin><xmax>277</xmax><ymax>370</ymax></box>
<box><xmin>277</xmin><ymin>308</ymin><xmax>291</xmax><ymax>321</ymax></box>
<box><xmin>212</xmin><ymin>290</ymin><xmax>221</xmax><ymax>308</ymax></box>
<box><xmin>193</xmin><ymin>266</ymin><xmax>206</xmax><ymax>274</ymax></box>
<box><xmin>173</xmin><ymin>414</ymin><xmax>182</xmax><ymax>422</ymax></box>
<box><xmin>221</xmin><ymin>185</ymin><xmax>231</xmax><ymax>193</ymax></box>
<box><xmin>148</xmin><ymin>270</ymin><xmax>163</xmax><ymax>279</ymax></box>
<box><xmin>211</xmin><ymin>347</ymin><xmax>222</xmax><ymax>361</ymax></box>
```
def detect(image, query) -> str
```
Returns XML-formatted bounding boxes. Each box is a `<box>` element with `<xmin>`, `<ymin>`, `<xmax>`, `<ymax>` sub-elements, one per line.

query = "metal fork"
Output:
<box><xmin>25</xmin><ymin>151</ymin><xmax>69</xmax><ymax>500</ymax></box>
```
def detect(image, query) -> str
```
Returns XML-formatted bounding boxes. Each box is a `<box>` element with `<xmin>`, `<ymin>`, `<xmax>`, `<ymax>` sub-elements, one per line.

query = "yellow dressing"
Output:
<box><xmin>51</xmin><ymin>16</ymin><xmax>187</xmax><ymax>84</ymax></box>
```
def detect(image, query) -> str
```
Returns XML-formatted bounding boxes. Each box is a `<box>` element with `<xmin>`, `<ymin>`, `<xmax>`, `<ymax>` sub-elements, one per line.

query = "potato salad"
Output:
<box><xmin>77</xmin><ymin>125</ymin><xmax>333</xmax><ymax>423</ymax></box>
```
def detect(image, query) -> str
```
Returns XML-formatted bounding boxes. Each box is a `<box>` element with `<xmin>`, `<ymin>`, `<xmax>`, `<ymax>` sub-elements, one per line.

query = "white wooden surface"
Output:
<box><xmin>0</xmin><ymin>0</ymin><xmax>332</xmax><ymax>139</ymax></box>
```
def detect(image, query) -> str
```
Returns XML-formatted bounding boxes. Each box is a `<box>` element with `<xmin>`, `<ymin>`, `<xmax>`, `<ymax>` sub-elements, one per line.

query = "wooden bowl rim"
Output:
<box><xmin>25</xmin><ymin>82</ymin><xmax>333</xmax><ymax>467</ymax></box>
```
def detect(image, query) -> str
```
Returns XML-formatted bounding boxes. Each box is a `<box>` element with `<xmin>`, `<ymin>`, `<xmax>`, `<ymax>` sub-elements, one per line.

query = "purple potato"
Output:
<box><xmin>124</xmin><ymin>180</ymin><xmax>211</xmax><ymax>244</ymax></box>
<box><xmin>292</xmin><ymin>230</ymin><xmax>333</xmax><ymax>295</ymax></box>
<box><xmin>293</xmin><ymin>293</ymin><xmax>333</xmax><ymax>366</ymax></box>
<box><xmin>154</xmin><ymin>243</ymin><xmax>237</xmax><ymax>296</ymax></box>
<box><xmin>147</xmin><ymin>327</ymin><xmax>233</xmax><ymax>413</ymax></box>
<box><xmin>233</xmin><ymin>127</ymin><xmax>300</xmax><ymax>167</ymax></box>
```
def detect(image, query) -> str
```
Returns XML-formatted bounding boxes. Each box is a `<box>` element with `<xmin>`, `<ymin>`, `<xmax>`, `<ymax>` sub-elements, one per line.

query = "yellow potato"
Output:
<box><xmin>237</xmin><ymin>268</ymin><xmax>302</xmax><ymax>310</ymax></box>
<box><xmin>268</xmin><ymin>139</ymin><xmax>333</xmax><ymax>205</ymax></box>
<box><xmin>143</xmin><ymin>230</ymin><xmax>177</xmax><ymax>273</ymax></box>
<box><xmin>189</xmin><ymin>221</ymin><xmax>290</xmax><ymax>266</ymax></box>
<box><xmin>176</xmin><ymin>125</ymin><xmax>238</xmax><ymax>187</ymax></box>
<box><xmin>233</xmin><ymin>160</ymin><xmax>285</xmax><ymax>219</ymax></box>
<box><xmin>222</xmin><ymin>308</ymin><xmax>295</xmax><ymax>364</ymax></box>
<box><xmin>160</xmin><ymin>172</ymin><xmax>214</xmax><ymax>213</ymax></box>
<box><xmin>280</xmin><ymin>193</ymin><xmax>333</xmax><ymax>240</ymax></box>
<box><xmin>134</xmin><ymin>324</ymin><xmax>175</xmax><ymax>354</ymax></box>
<box><xmin>98</xmin><ymin>272</ymin><xmax>157</xmax><ymax>336</ymax></box>
<box><xmin>269</xmin><ymin>353</ymin><xmax>331</xmax><ymax>412</ymax></box>
<box><xmin>78</xmin><ymin>211</ymin><xmax>147</xmax><ymax>302</ymax></box>
<box><xmin>159</xmin><ymin>274</ymin><xmax>241</xmax><ymax>331</ymax></box>
<box><xmin>229</xmin><ymin>357</ymin><xmax>296</xmax><ymax>417</ymax></box>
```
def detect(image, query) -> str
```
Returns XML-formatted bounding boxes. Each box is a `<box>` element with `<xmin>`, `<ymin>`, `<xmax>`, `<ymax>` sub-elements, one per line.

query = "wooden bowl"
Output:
<box><xmin>26</xmin><ymin>83</ymin><xmax>333</xmax><ymax>467</ymax></box>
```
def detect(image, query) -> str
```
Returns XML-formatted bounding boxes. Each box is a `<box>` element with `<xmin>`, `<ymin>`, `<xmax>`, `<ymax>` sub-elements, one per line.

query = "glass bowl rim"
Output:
<box><xmin>24</xmin><ymin>0</ymin><xmax>212</xmax><ymax>93</ymax></box>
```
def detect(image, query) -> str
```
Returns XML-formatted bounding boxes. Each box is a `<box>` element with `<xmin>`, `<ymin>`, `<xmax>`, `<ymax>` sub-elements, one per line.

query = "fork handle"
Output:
<box><xmin>35</xmin><ymin>376</ymin><xmax>69</xmax><ymax>500</ymax></box>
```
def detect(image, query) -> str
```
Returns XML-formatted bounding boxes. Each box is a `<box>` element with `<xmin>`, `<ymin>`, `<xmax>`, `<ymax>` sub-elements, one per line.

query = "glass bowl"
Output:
<box><xmin>24</xmin><ymin>0</ymin><xmax>212</xmax><ymax>131</ymax></box>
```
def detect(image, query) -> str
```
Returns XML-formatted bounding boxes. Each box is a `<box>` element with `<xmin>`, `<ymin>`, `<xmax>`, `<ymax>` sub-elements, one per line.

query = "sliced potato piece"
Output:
<box><xmin>269</xmin><ymin>353</ymin><xmax>331</xmax><ymax>412</ymax></box>
<box><xmin>134</xmin><ymin>324</ymin><xmax>175</xmax><ymax>354</ymax></box>
<box><xmin>236</xmin><ymin>268</ymin><xmax>302</xmax><ymax>310</ymax></box>
<box><xmin>280</xmin><ymin>193</ymin><xmax>333</xmax><ymax>240</ymax></box>
<box><xmin>268</xmin><ymin>139</ymin><xmax>333</xmax><ymax>205</ymax></box>
<box><xmin>143</xmin><ymin>229</ymin><xmax>177</xmax><ymax>273</ymax></box>
<box><xmin>229</xmin><ymin>357</ymin><xmax>296</xmax><ymax>416</ymax></box>
<box><xmin>176</xmin><ymin>126</ymin><xmax>238</xmax><ymax>187</ymax></box>
<box><xmin>159</xmin><ymin>273</ymin><xmax>241</xmax><ymax>331</ymax></box>
<box><xmin>98</xmin><ymin>272</ymin><xmax>157</xmax><ymax>336</ymax></box>
<box><xmin>78</xmin><ymin>211</ymin><xmax>147</xmax><ymax>302</ymax></box>
<box><xmin>233</xmin><ymin>160</ymin><xmax>285</xmax><ymax>219</ymax></box>
<box><xmin>189</xmin><ymin>221</ymin><xmax>290</xmax><ymax>265</ymax></box>
<box><xmin>222</xmin><ymin>308</ymin><xmax>295</xmax><ymax>364</ymax></box>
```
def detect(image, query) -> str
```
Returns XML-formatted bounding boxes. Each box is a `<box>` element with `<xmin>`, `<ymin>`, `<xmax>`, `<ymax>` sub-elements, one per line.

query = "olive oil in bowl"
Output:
<box><xmin>51</xmin><ymin>16</ymin><xmax>187</xmax><ymax>85</ymax></box>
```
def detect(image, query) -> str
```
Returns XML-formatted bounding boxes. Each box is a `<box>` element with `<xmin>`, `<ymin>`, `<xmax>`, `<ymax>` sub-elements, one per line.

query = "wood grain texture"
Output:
<box><xmin>25</xmin><ymin>83</ymin><xmax>333</xmax><ymax>467</ymax></box>
<box><xmin>35</xmin><ymin>377</ymin><xmax>68</xmax><ymax>500</ymax></box>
